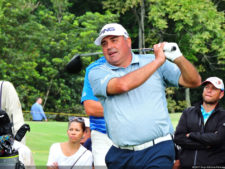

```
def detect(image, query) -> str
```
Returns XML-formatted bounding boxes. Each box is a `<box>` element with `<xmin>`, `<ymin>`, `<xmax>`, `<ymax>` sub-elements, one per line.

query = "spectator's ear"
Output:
<box><xmin>219</xmin><ymin>91</ymin><xmax>224</xmax><ymax>99</ymax></box>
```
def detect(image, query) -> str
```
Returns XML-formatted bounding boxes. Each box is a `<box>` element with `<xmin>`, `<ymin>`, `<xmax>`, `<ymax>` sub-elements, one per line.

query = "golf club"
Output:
<box><xmin>66</xmin><ymin>46</ymin><xmax>176</xmax><ymax>74</ymax></box>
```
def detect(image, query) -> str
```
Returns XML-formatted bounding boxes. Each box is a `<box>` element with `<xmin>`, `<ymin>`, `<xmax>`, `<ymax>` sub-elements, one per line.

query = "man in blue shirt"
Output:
<box><xmin>30</xmin><ymin>97</ymin><xmax>47</xmax><ymax>121</ymax></box>
<box><xmin>81</xmin><ymin>57</ymin><xmax>112</xmax><ymax>168</ymax></box>
<box><xmin>88</xmin><ymin>23</ymin><xmax>201</xmax><ymax>169</ymax></box>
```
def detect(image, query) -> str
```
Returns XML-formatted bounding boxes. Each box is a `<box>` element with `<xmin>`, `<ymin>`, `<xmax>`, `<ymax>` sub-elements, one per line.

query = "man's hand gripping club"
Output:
<box><xmin>163</xmin><ymin>42</ymin><xmax>183</xmax><ymax>61</ymax></box>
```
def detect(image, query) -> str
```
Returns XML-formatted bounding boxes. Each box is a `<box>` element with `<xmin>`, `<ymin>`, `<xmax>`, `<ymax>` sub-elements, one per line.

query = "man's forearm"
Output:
<box><xmin>84</xmin><ymin>100</ymin><xmax>104</xmax><ymax>117</ymax></box>
<box><xmin>107</xmin><ymin>59</ymin><xmax>164</xmax><ymax>95</ymax></box>
<box><xmin>175</xmin><ymin>56</ymin><xmax>201</xmax><ymax>88</ymax></box>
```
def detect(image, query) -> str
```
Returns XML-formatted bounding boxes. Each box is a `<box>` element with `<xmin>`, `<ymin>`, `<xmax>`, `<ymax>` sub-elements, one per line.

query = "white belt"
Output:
<box><xmin>113</xmin><ymin>134</ymin><xmax>172</xmax><ymax>151</ymax></box>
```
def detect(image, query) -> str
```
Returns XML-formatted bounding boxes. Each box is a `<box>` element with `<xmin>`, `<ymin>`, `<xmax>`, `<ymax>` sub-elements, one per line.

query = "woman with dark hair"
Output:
<box><xmin>47</xmin><ymin>117</ymin><xmax>93</xmax><ymax>169</ymax></box>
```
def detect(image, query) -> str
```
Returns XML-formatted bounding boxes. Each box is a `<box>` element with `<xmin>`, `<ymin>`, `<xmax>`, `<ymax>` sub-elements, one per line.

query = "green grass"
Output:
<box><xmin>170</xmin><ymin>112</ymin><xmax>182</xmax><ymax>128</ymax></box>
<box><xmin>26</xmin><ymin>113</ymin><xmax>182</xmax><ymax>166</ymax></box>
<box><xmin>26</xmin><ymin>121</ymin><xmax>68</xmax><ymax>166</ymax></box>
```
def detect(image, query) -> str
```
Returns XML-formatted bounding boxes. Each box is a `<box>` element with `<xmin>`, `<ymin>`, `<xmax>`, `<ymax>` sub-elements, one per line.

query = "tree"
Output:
<box><xmin>0</xmin><ymin>0</ymin><xmax>119</xmax><ymax>119</ymax></box>
<box><xmin>147</xmin><ymin>0</ymin><xmax>225</xmax><ymax>107</ymax></box>
<box><xmin>103</xmin><ymin>0</ymin><xmax>147</xmax><ymax>49</ymax></box>
<box><xmin>102</xmin><ymin>0</ymin><xmax>225</xmax><ymax>109</ymax></box>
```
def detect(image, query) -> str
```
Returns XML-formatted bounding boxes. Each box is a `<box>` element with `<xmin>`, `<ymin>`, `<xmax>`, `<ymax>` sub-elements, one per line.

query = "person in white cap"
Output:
<box><xmin>88</xmin><ymin>23</ymin><xmax>201</xmax><ymax>169</ymax></box>
<box><xmin>81</xmin><ymin>117</ymin><xmax>91</xmax><ymax>150</ymax></box>
<box><xmin>174</xmin><ymin>77</ymin><xmax>225</xmax><ymax>168</ymax></box>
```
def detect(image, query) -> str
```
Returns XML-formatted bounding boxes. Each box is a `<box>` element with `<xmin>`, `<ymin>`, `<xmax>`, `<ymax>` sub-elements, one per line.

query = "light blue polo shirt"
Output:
<box><xmin>89</xmin><ymin>53</ymin><xmax>181</xmax><ymax>146</ymax></box>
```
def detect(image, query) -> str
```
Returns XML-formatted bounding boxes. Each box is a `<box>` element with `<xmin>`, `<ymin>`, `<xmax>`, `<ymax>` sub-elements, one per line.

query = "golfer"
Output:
<box><xmin>88</xmin><ymin>23</ymin><xmax>201</xmax><ymax>169</ymax></box>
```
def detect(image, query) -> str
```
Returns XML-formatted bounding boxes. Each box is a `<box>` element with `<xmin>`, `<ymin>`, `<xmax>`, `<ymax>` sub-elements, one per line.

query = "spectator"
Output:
<box><xmin>81</xmin><ymin>117</ymin><xmax>92</xmax><ymax>151</ymax></box>
<box><xmin>0</xmin><ymin>81</ymin><xmax>35</xmax><ymax>168</ymax></box>
<box><xmin>47</xmin><ymin>117</ymin><xmax>93</xmax><ymax>169</ymax></box>
<box><xmin>88</xmin><ymin>23</ymin><xmax>201</xmax><ymax>168</ymax></box>
<box><xmin>30</xmin><ymin>97</ymin><xmax>47</xmax><ymax>121</ymax></box>
<box><xmin>83</xmin><ymin>137</ymin><xmax>92</xmax><ymax>152</ymax></box>
<box><xmin>174</xmin><ymin>77</ymin><xmax>225</xmax><ymax>168</ymax></box>
<box><xmin>0</xmin><ymin>81</ymin><xmax>25</xmax><ymax>142</ymax></box>
<box><xmin>81</xmin><ymin>56</ymin><xmax>112</xmax><ymax>167</ymax></box>
<box><xmin>80</xmin><ymin>118</ymin><xmax>91</xmax><ymax>144</ymax></box>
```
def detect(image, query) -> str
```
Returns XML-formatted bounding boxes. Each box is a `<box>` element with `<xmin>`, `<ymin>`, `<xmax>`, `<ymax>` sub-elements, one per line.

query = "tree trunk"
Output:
<box><xmin>185</xmin><ymin>88</ymin><xmax>191</xmax><ymax>107</ymax></box>
<box><xmin>133</xmin><ymin>0</ymin><xmax>145</xmax><ymax>53</ymax></box>
<box><xmin>43</xmin><ymin>77</ymin><xmax>54</xmax><ymax>108</ymax></box>
<box><xmin>140</xmin><ymin>0</ymin><xmax>145</xmax><ymax>49</ymax></box>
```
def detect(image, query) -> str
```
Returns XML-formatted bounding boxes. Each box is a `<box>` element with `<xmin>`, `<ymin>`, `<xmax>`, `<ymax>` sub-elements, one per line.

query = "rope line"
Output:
<box><xmin>23</xmin><ymin>111</ymin><xmax>87</xmax><ymax>117</ymax></box>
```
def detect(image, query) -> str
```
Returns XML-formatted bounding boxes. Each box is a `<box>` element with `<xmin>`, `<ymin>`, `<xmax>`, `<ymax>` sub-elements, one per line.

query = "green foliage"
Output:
<box><xmin>166</xmin><ymin>88</ymin><xmax>187</xmax><ymax>113</ymax></box>
<box><xmin>102</xmin><ymin>0</ymin><xmax>225</xmax><ymax>109</ymax></box>
<box><xmin>103</xmin><ymin>0</ymin><xmax>225</xmax><ymax>68</ymax></box>
<box><xmin>147</xmin><ymin>0</ymin><xmax>225</xmax><ymax>67</ymax></box>
<box><xmin>103</xmin><ymin>0</ymin><xmax>141</xmax><ymax>14</ymax></box>
<box><xmin>0</xmin><ymin>0</ymin><xmax>224</xmax><ymax>116</ymax></box>
<box><xmin>0</xmin><ymin>0</ymin><xmax>118</xmax><ymax>117</ymax></box>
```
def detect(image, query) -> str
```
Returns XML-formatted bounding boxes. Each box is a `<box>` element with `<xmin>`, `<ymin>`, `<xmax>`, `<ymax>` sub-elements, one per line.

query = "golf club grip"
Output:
<box><xmin>133</xmin><ymin>46</ymin><xmax>176</xmax><ymax>52</ymax></box>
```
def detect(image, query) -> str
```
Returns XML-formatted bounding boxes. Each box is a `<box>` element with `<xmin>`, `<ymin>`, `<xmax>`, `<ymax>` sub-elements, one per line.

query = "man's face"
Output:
<box><xmin>101</xmin><ymin>35</ymin><xmax>132</xmax><ymax>67</ymax></box>
<box><xmin>38</xmin><ymin>98</ymin><xmax>42</xmax><ymax>104</ymax></box>
<box><xmin>202</xmin><ymin>83</ymin><xmax>224</xmax><ymax>104</ymax></box>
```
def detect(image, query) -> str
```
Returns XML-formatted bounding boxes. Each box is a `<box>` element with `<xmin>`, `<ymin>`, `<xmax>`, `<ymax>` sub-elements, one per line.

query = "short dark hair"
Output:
<box><xmin>36</xmin><ymin>97</ymin><xmax>42</xmax><ymax>101</ymax></box>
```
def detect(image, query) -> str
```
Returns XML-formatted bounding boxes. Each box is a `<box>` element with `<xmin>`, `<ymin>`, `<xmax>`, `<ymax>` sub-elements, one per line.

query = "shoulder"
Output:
<box><xmin>88</xmin><ymin>62</ymin><xmax>111</xmax><ymax>76</ymax></box>
<box><xmin>50</xmin><ymin>143</ymin><xmax>60</xmax><ymax>150</ymax></box>
<box><xmin>136</xmin><ymin>53</ymin><xmax>155</xmax><ymax>61</ymax></box>
<box><xmin>1</xmin><ymin>81</ymin><xmax>15</xmax><ymax>90</ymax></box>
<box><xmin>183</xmin><ymin>106</ymin><xmax>198</xmax><ymax>115</ymax></box>
<box><xmin>216</xmin><ymin>106</ymin><xmax>225</xmax><ymax>116</ymax></box>
<box><xmin>86</xmin><ymin>57</ymin><xmax>106</xmax><ymax>71</ymax></box>
<box><xmin>80</xmin><ymin>145</ymin><xmax>92</xmax><ymax>155</ymax></box>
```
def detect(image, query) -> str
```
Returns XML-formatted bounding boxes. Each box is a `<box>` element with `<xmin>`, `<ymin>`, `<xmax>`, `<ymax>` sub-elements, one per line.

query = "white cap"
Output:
<box><xmin>202</xmin><ymin>77</ymin><xmax>224</xmax><ymax>91</ymax></box>
<box><xmin>83</xmin><ymin>117</ymin><xmax>90</xmax><ymax>128</ymax></box>
<box><xmin>94</xmin><ymin>23</ymin><xmax>129</xmax><ymax>45</ymax></box>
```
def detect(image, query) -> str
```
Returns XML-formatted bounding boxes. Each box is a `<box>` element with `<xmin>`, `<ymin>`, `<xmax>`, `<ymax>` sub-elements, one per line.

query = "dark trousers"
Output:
<box><xmin>105</xmin><ymin>140</ymin><xmax>175</xmax><ymax>169</ymax></box>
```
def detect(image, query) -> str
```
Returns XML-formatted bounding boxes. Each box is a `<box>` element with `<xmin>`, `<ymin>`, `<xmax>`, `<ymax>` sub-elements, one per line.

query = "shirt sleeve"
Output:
<box><xmin>174</xmin><ymin>109</ymin><xmax>207</xmax><ymax>149</ymax></box>
<box><xmin>40</xmin><ymin>105</ymin><xmax>47</xmax><ymax>120</ymax></box>
<box><xmin>159</xmin><ymin>60</ymin><xmax>181</xmax><ymax>87</ymax></box>
<box><xmin>47</xmin><ymin>143</ymin><xmax>58</xmax><ymax>166</ymax></box>
<box><xmin>88</xmin><ymin>65</ymin><xmax>119</xmax><ymax>98</ymax></box>
<box><xmin>81</xmin><ymin>66</ymin><xmax>99</xmax><ymax>103</ymax></box>
<box><xmin>189</xmin><ymin>115</ymin><xmax>225</xmax><ymax>147</ymax></box>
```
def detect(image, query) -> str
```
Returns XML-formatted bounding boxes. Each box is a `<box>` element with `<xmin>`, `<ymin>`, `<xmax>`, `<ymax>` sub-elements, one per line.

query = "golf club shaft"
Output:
<box><xmin>78</xmin><ymin>48</ymin><xmax>154</xmax><ymax>57</ymax></box>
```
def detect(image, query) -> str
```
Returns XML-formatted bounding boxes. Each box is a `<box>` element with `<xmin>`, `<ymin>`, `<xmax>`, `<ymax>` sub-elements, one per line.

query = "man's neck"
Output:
<box><xmin>202</xmin><ymin>102</ymin><xmax>218</xmax><ymax>113</ymax></box>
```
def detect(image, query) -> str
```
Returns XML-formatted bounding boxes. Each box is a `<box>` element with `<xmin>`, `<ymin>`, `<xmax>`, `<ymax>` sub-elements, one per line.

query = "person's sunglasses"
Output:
<box><xmin>70</xmin><ymin>117</ymin><xmax>84</xmax><ymax>123</ymax></box>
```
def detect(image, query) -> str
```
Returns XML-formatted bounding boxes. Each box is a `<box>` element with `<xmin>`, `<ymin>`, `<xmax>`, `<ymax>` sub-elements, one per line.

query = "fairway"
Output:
<box><xmin>26</xmin><ymin>113</ymin><xmax>182</xmax><ymax>167</ymax></box>
<box><xmin>26</xmin><ymin>121</ymin><xmax>68</xmax><ymax>166</ymax></box>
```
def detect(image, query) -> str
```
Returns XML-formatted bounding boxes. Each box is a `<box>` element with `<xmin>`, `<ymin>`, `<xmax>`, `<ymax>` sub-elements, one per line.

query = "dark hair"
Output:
<box><xmin>68</xmin><ymin>117</ymin><xmax>85</xmax><ymax>132</ymax></box>
<box><xmin>36</xmin><ymin>97</ymin><xmax>42</xmax><ymax>101</ymax></box>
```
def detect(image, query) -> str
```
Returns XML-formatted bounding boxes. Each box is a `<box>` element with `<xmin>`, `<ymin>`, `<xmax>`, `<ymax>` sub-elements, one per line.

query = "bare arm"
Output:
<box><xmin>174</xmin><ymin>56</ymin><xmax>202</xmax><ymax>88</ymax></box>
<box><xmin>83</xmin><ymin>100</ymin><xmax>104</xmax><ymax>117</ymax></box>
<box><xmin>107</xmin><ymin>43</ymin><xmax>166</xmax><ymax>95</ymax></box>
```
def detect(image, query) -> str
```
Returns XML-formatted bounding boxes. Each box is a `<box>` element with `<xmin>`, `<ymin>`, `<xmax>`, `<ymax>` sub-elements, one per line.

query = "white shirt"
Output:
<box><xmin>47</xmin><ymin>143</ymin><xmax>93</xmax><ymax>169</ymax></box>
<box><xmin>0</xmin><ymin>81</ymin><xmax>25</xmax><ymax>143</ymax></box>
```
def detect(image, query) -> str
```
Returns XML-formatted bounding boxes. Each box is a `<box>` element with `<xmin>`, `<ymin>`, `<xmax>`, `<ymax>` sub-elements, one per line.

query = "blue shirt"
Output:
<box><xmin>201</xmin><ymin>105</ymin><xmax>214</xmax><ymax>124</ymax></box>
<box><xmin>30</xmin><ymin>103</ymin><xmax>47</xmax><ymax>121</ymax></box>
<box><xmin>83</xmin><ymin>138</ymin><xmax>92</xmax><ymax>151</ymax></box>
<box><xmin>89</xmin><ymin>53</ymin><xmax>181</xmax><ymax>146</ymax></box>
<box><xmin>81</xmin><ymin>57</ymin><xmax>107</xmax><ymax>134</ymax></box>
